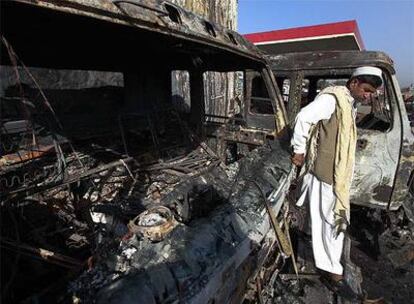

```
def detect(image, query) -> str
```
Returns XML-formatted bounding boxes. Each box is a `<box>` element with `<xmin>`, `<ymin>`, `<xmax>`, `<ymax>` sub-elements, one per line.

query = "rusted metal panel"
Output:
<box><xmin>389</xmin><ymin>75</ymin><xmax>414</xmax><ymax>210</ymax></box>
<box><xmin>268</xmin><ymin>51</ymin><xmax>396</xmax><ymax>74</ymax></box>
<box><xmin>351</xmin><ymin>125</ymin><xmax>400</xmax><ymax>209</ymax></box>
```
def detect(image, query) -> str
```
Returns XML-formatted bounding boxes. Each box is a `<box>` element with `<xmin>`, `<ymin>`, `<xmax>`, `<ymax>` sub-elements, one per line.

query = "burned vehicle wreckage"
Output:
<box><xmin>2</xmin><ymin>1</ymin><xmax>414</xmax><ymax>304</ymax></box>
<box><xmin>1</xmin><ymin>1</ymin><xmax>295</xmax><ymax>303</ymax></box>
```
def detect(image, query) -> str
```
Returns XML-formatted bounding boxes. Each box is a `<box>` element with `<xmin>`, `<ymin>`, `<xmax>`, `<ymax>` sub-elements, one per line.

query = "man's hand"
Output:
<box><xmin>291</xmin><ymin>153</ymin><xmax>305</xmax><ymax>167</ymax></box>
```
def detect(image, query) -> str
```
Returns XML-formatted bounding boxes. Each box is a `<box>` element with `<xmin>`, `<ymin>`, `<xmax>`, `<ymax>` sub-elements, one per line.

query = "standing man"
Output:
<box><xmin>291</xmin><ymin>67</ymin><xmax>383</xmax><ymax>300</ymax></box>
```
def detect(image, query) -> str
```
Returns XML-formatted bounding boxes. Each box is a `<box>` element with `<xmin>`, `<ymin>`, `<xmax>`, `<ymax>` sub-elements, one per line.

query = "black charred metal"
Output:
<box><xmin>0</xmin><ymin>1</ymin><xmax>292</xmax><ymax>303</ymax></box>
<box><xmin>162</xmin><ymin>167</ymin><xmax>230</xmax><ymax>223</ymax></box>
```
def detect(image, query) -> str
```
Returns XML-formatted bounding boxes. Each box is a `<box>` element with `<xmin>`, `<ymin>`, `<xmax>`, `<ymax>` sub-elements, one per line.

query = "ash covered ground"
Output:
<box><xmin>270</xmin><ymin>207</ymin><xmax>414</xmax><ymax>304</ymax></box>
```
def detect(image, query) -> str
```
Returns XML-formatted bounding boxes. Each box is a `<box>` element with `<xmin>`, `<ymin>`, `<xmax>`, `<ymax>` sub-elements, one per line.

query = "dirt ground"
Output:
<box><xmin>351</xmin><ymin>236</ymin><xmax>414</xmax><ymax>303</ymax></box>
<box><xmin>271</xmin><ymin>207</ymin><xmax>414</xmax><ymax>304</ymax></box>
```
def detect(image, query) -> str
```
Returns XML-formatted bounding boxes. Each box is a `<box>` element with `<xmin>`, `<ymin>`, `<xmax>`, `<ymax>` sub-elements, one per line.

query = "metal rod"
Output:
<box><xmin>1</xmin><ymin>239</ymin><xmax>83</xmax><ymax>269</ymax></box>
<box><xmin>284</xmin><ymin>217</ymin><xmax>299</xmax><ymax>277</ymax></box>
<box><xmin>5</xmin><ymin>157</ymin><xmax>133</xmax><ymax>199</ymax></box>
<box><xmin>279</xmin><ymin>273</ymin><xmax>320</xmax><ymax>280</ymax></box>
<box><xmin>250</xmin><ymin>180</ymin><xmax>292</xmax><ymax>257</ymax></box>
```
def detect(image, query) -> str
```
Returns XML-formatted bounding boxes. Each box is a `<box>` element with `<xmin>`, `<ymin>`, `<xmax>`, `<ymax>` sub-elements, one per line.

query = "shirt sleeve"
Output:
<box><xmin>291</xmin><ymin>94</ymin><xmax>336</xmax><ymax>154</ymax></box>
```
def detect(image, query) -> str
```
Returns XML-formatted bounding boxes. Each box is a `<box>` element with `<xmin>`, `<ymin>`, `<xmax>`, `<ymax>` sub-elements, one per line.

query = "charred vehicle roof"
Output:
<box><xmin>267</xmin><ymin>50</ymin><xmax>395</xmax><ymax>73</ymax></box>
<box><xmin>1</xmin><ymin>1</ymin><xmax>293</xmax><ymax>303</ymax></box>
<box><xmin>1</xmin><ymin>0</ymin><xmax>266</xmax><ymax>71</ymax></box>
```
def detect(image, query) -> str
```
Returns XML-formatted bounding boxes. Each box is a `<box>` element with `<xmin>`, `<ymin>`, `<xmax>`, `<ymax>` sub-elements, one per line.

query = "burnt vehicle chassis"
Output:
<box><xmin>1</xmin><ymin>1</ymin><xmax>294</xmax><ymax>303</ymax></box>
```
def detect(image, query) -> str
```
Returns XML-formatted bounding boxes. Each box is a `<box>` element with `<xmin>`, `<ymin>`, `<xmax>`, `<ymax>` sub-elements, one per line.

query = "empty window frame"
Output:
<box><xmin>203</xmin><ymin>71</ymin><xmax>242</xmax><ymax>123</ymax></box>
<box><xmin>249</xmin><ymin>73</ymin><xmax>274</xmax><ymax>115</ymax></box>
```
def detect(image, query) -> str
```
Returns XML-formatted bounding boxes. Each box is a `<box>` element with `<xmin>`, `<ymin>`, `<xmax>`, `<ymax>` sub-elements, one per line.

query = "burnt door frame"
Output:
<box><xmin>244</xmin><ymin>68</ymin><xmax>278</xmax><ymax>133</ymax></box>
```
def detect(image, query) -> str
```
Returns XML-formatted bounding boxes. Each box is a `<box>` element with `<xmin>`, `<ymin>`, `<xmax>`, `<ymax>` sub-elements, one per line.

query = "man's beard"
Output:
<box><xmin>351</xmin><ymin>93</ymin><xmax>365</xmax><ymax>104</ymax></box>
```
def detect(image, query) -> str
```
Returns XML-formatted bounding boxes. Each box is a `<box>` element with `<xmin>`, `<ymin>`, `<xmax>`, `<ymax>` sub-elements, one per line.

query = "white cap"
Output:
<box><xmin>351</xmin><ymin>66</ymin><xmax>383</xmax><ymax>85</ymax></box>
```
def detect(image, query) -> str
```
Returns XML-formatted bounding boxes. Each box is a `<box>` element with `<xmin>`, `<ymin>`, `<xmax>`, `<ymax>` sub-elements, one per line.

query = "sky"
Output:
<box><xmin>238</xmin><ymin>0</ymin><xmax>414</xmax><ymax>88</ymax></box>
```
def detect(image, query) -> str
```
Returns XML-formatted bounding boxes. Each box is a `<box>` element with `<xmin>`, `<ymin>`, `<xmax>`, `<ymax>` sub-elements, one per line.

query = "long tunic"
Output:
<box><xmin>291</xmin><ymin>92</ymin><xmax>355</xmax><ymax>275</ymax></box>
